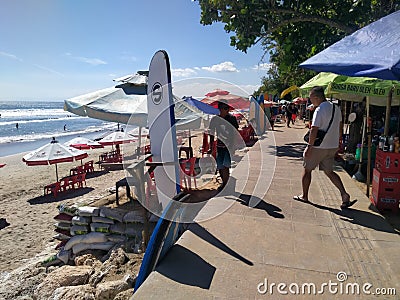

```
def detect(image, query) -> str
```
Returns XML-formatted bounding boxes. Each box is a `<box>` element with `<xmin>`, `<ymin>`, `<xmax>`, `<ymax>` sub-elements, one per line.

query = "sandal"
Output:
<box><xmin>293</xmin><ymin>195</ymin><xmax>309</xmax><ymax>203</ymax></box>
<box><xmin>340</xmin><ymin>200</ymin><xmax>357</xmax><ymax>209</ymax></box>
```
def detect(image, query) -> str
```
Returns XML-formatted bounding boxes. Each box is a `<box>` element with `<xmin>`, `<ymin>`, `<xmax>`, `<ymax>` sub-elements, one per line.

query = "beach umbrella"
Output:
<box><xmin>0</xmin><ymin>164</ymin><xmax>6</xmax><ymax>168</ymax></box>
<box><xmin>182</xmin><ymin>96</ymin><xmax>219</xmax><ymax>115</ymax></box>
<box><xmin>64</xmin><ymin>72</ymin><xmax>205</xmax><ymax>129</ymax></box>
<box><xmin>129</xmin><ymin>127</ymin><xmax>149</xmax><ymax>137</ymax></box>
<box><xmin>202</xmin><ymin>92</ymin><xmax>250</xmax><ymax>111</ymax></box>
<box><xmin>64</xmin><ymin>137</ymin><xmax>103</xmax><ymax>150</ymax></box>
<box><xmin>205</xmin><ymin>89</ymin><xmax>229</xmax><ymax>97</ymax></box>
<box><xmin>299</xmin><ymin>11</ymin><xmax>400</xmax><ymax>80</ymax></box>
<box><xmin>22</xmin><ymin>137</ymin><xmax>88</xmax><ymax>181</ymax></box>
<box><xmin>280</xmin><ymin>85</ymin><xmax>298</xmax><ymax>99</ymax></box>
<box><xmin>98</xmin><ymin>131</ymin><xmax>136</xmax><ymax>146</ymax></box>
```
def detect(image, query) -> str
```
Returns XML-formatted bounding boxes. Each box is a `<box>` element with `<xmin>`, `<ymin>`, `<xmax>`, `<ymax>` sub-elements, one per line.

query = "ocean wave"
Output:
<box><xmin>0</xmin><ymin>124</ymin><xmax>115</xmax><ymax>144</ymax></box>
<box><xmin>0</xmin><ymin>108</ymin><xmax>68</xmax><ymax>118</ymax></box>
<box><xmin>0</xmin><ymin>116</ymin><xmax>83</xmax><ymax>126</ymax></box>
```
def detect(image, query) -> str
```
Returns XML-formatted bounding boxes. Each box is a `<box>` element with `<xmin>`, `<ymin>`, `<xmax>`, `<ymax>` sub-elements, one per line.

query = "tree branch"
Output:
<box><xmin>253</xmin><ymin>9</ymin><xmax>355</xmax><ymax>34</ymax></box>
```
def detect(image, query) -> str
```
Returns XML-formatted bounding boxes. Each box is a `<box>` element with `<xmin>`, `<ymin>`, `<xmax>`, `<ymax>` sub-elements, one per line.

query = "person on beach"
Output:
<box><xmin>285</xmin><ymin>104</ymin><xmax>293</xmax><ymax>128</ymax></box>
<box><xmin>208</xmin><ymin>101</ymin><xmax>239</xmax><ymax>191</ymax></box>
<box><xmin>293</xmin><ymin>86</ymin><xmax>357</xmax><ymax>209</ymax></box>
<box><xmin>16</xmin><ymin>123</ymin><xmax>19</xmax><ymax>130</ymax></box>
<box><xmin>64</xmin><ymin>124</ymin><xmax>67</xmax><ymax>131</ymax></box>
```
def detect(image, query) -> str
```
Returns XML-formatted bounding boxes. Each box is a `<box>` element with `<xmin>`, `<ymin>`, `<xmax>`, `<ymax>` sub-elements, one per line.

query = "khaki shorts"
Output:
<box><xmin>303</xmin><ymin>148</ymin><xmax>338</xmax><ymax>171</ymax></box>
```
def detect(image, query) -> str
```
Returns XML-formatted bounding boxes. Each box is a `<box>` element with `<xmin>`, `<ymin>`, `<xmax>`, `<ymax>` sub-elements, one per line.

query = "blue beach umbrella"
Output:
<box><xmin>300</xmin><ymin>11</ymin><xmax>400</xmax><ymax>80</ymax></box>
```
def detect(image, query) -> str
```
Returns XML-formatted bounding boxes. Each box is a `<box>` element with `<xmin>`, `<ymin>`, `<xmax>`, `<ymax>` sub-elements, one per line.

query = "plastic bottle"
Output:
<box><xmin>394</xmin><ymin>137</ymin><xmax>400</xmax><ymax>153</ymax></box>
<box><xmin>389</xmin><ymin>136</ymin><xmax>394</xmax><ymax>152</ymax></box>
<box><xmin>355</xmin><ymin>144</ymin><xmax>361</xmax><ymax>161</ymax></box>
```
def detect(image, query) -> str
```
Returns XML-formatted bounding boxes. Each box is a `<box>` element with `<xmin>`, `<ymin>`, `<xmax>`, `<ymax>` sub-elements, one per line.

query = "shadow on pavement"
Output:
<box><xmin>235</xmin><ymin>193</ymin><xmax>284</xmax><ymax>219</ymax></box>
<box><xmin>294</xmin><ymin>198</ymin><xmax>398</xmax><ymax>234</ymax></box>
<box><xmin>189</xmin><ymin>222</ymin><xmax>253</xmax><ymax>266</ymax></box>
<box><xmin>275</xmin><ymin>143</ymin><xmax>305</xmax><ymax>159</ymax></box>
<box><xmin>156</xmin><ymin>244</ymin><xmax>216</xmax><ymax>289</ymax></box>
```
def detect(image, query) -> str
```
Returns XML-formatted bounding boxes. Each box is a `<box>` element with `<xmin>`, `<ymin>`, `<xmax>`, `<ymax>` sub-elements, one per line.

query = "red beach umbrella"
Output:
<box><xmin>22</xmin><ymin>137</ymin><xmax>88</xmax><ymax>181</ymax></box>
<box><xmin>98</xmin><ymin>131</ymin><xmax>136</xmax><ymax>146</ymax></box>
<box><xmin>64</xmin><ymin>137</ymin><xmax>103</xmax><ymax>150</ymax></box>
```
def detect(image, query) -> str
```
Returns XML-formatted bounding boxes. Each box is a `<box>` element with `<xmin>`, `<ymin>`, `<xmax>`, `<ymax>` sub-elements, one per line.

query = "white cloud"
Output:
<box><xmin>0</xmin><ymin>51</ymin><xmax>23</xmax><ymax>62</ymax></box>
<box><xmin>202</xmin><ymin>61</ymin><xmax>238</xmax><ymax>73</ymax></box>
<box><xmin>65</xmin><ymin>53</ymin><xmax>107</xmax><ymax>66</ymax></box>
<box><xmin>33</xmin><ymin>64</ymin><xmax>64</xmax><ymax>76</ymax></box>
<box><xmin>172</xmin><ymin>68</ymin><xmax>197</xmax><ymax>78</ymax></box>
<box><xmin>252</xmin><ymin>62</ymin><xmax>274</xmax><ymax>71</ymax></box>
<box><xmin>120</xmin><ymin>55</ymin><xmax>138</xmax><ymax>62</ymax></box>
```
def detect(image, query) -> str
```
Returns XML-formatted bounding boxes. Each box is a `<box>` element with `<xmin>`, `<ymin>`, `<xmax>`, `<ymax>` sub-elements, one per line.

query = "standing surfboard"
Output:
<box><xmin>134</xmin><ymin>50</ymin><xmax>183</xmax><ymax>291</ymax></box>
<box><xmin>249</xmin><ymin>95</ymin><xmax>259</xmax><ymax>134</ymax></box>
<box><xmin>257</xmin><ymin>94</ymin><xmax>266</xmax><ymax>134</ymax></box>
<box><xmin>147</xmin><ymin>50</ymin><xmax>181</xmax><ymax>209</ymax></box>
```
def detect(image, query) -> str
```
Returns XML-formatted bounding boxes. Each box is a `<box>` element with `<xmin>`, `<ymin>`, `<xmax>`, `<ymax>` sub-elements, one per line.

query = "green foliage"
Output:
<box><xmin>196</xmin><ymin>0</ymin><xmax>400</xmax><ymax>96</ymax></box>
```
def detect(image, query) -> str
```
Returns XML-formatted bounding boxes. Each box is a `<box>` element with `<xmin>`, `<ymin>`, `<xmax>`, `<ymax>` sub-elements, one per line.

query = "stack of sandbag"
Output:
<box><xmin>53</xmin><ymin>205</ymin><xmax>78</xmax><ymax>250</ymax></box>
<box><xmin>53</xmin><ymin>204</ymin><xmax>150</xmax><ymax>261</ymax></box>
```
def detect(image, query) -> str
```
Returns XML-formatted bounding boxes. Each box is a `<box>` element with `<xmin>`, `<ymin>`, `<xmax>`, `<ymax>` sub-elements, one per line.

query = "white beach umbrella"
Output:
<box><xmin>98</xmin><ymin>131</ymin><xmax>136</xmax><ymax>146</ymax></box>
<box><xmin>64</xmin><ymin>137</ymin><xmax>103</xmax><ymax>150</ymax></box>
<box><xmin>23</xmin><ymin>138</ymin><xmax>88</xmax><ymax>181</ymax></box>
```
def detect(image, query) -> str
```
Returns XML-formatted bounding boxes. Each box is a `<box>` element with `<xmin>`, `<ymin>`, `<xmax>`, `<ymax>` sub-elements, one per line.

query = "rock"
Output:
<box><xmin>51</xmin><ymin>284</ymin><xmax>96</xmax><ymax>300</ymax></box>
<box><xmin>103</xmin><ymin>247</ymin><xmax>128</xmax><ymax>267</ymax></box>
<box><xmin>34</xmin><ymin>265</ymin><xmax>92</xmax><ymax>299</ymax></box>
<box><xmin>113</xmin><ymin>289</ymin><xmax>134</xmax><ymax>300</ymax></box>
<box><xmin>95</xmin><ymin>279</ymin><xmax>131</xmax><ymax>300</ymax></box>
<box><xmin>74</xmin><ymin>253</ymin><xmax>101</xmax><ymax>268</ymax></box>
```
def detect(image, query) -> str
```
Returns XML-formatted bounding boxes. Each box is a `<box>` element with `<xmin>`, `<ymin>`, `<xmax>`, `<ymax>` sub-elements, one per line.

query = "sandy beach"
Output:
<box><xmin>0</xmin><ymin>131</ymin><xmax>210</xmax><ymax>273</ymax></box>
<box><xmin>0</xmin><ymin>147</ymin><xmax>130</xmax><ymax>272</ymax></box>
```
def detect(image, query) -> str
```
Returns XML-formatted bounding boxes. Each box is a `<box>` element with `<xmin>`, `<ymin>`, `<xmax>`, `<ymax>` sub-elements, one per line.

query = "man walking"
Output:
<box><xmin>293</xmin><ymin>86</ymin><xmax>356</xmax><ymax>209</ymax></box>
<box><xmin>209</xmin><ymin>101</ymin><xmax>239</xmax><ymax>192</ymax></box>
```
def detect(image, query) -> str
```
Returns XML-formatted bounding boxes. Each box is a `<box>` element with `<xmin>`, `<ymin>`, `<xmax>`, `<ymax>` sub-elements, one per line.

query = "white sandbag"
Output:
<box><xmin>53</xmin><ymin>233</ymin><xmax>71</xmax><ymax>241</ymax></box>
<box><xmin>90</xmin><ymin>222</ymin><xmax>110</xmax><ymax>233</ymax></box>
<box><xmin>92</xmin><ymin>216</ymin><xmax>115</xmax><ymax>224</ymax></box>
<box><xmin>72</xmin><ymin>241</ymin><xmax>115</xmax><ymax>255</ymax></box>
<box><xmin>124</xmin><ymin>224</ymin><xmax>141</xmax><ymax>237</ymax></box>
<box><xmin>78</xmin><ymin>206</ymin><xmax>100</xmax><ymax>217</ymax></box>
<box><xmin>72</xmin><ymin>215</ymin><xmax>91</xmax><ymax>226</ymax></box>
<box><xmin>54</xmin><ymin>222</ymin><xmax>71</xmax><ymax>231</ymax></box>
<box><xmin>70</xmin><ymin>225</ymin><xmax>90</xmax><ymax>236</ymax></box>
<box><xmin>109</xmin><ymin>223</ymin><xmax>125</xmax><ymax>234</ymax></box>
<box><xmin>99</xmin><ymin>207</ymin><xmax>125</xmax><ymax>223</ymax></box>
<box><xmin>64</xmin><ymin>232</ymin><xmax>108</xmax><ymax>250</ymax></box>
<box><xmin>58</xmin><ymin>204</ymin><xmax>78</xmax><ymax>216</ymax></box>
<box><xmin>57</xmin><ymin>249</ymin><xmax>71</xmax><ymax>264</ymax></box>
<box><xmin>106</xmin><ymin>234</ymin><xmax>128</xmax><ymax>243</ymax></box>
<box><xmin>123</xmin><ymin>211</ymin><xmax>145</xmax><ymax>223</ymax></box>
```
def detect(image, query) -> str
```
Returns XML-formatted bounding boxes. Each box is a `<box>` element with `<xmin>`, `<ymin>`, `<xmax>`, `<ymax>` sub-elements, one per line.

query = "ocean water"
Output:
<box><xmin>0</xmin><ymin>101</ymin><xmax>118</xmax><ymax>157</ymax></box>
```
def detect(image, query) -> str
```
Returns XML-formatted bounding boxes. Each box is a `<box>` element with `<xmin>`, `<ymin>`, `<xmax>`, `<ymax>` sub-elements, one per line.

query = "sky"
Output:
<box><xmin>0</xmin><ymin>0</ymin><xmax>271</xmax><ymax>101</ymax></box>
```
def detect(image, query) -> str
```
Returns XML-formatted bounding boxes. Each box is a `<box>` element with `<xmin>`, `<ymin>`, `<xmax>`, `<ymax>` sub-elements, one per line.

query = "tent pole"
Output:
<box><xmin>366</xmin><ymin>96</ymin><xmax>371</xmax><ymax>197</ymax></box>
<box><xmin>55</xmin><ymin>164</ymin><xmax>59</xmax><ymax>182</ymax></box>
<box><xmin>384</xmin><ymin>88</ymin><xmax>393</xmax><ymax>136</ymax></box>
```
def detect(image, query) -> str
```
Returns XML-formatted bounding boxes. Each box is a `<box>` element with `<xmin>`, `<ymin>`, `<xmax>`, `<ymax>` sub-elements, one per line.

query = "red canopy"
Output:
<box><xmin>205</xmin><ymin>89</ymin><xmax>229</xmax><ymax>97</ymax></box>
<box><xmin>201</xmin><ymin>93</ymin><xmax>250</xmax><ymax>111</ymax></box>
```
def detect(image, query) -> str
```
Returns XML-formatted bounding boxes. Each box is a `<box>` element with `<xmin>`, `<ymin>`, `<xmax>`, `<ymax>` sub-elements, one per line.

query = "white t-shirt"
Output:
<box><xmin>312</xmin><ymin>101</ymin><xmax>342</xmax><ymax>149</ymax></box>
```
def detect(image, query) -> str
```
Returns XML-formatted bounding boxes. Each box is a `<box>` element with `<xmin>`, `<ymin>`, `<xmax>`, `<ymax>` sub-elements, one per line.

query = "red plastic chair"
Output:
<box><xmin>180</xmin><ymin>157</ymin><xmax>197</xmax><ymax>190</ymax></box>
<box><xmin>44</xmin><ymin>182</ymin><xmax>60</xmax><ymax>197</ymax></box>
<box><xmin>201</xmin><ymin>132</ymin><xmax>210</xmax><ymax>157</ymax></box>
<box><xmin>59</xmin><ymin>177</ymin><xmax>71</xmax><ymax>192</ymax></box>
<box><xmin>75</xmin><ymin>173</ymin><xmax>86</xmax><ymax>188</ymax></box>
<box><xmin>84</xmin><ymin>160</ymin><xmax>94</xmax><ymax>173</ymax></box>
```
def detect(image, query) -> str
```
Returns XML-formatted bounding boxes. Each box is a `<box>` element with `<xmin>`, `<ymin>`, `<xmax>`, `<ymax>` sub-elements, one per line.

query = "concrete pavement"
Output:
<box><xmin>133</xmin><ymin>121</ymin><xmax>400</xmax><ymax>299</ymax></box>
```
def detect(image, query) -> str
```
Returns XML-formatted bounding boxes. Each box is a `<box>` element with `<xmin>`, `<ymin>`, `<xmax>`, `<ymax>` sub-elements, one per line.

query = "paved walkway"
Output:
<box><xmin>133</xmin><ymin>121</ymin><xmax>400</xmax><ymax>299</ymax></box>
